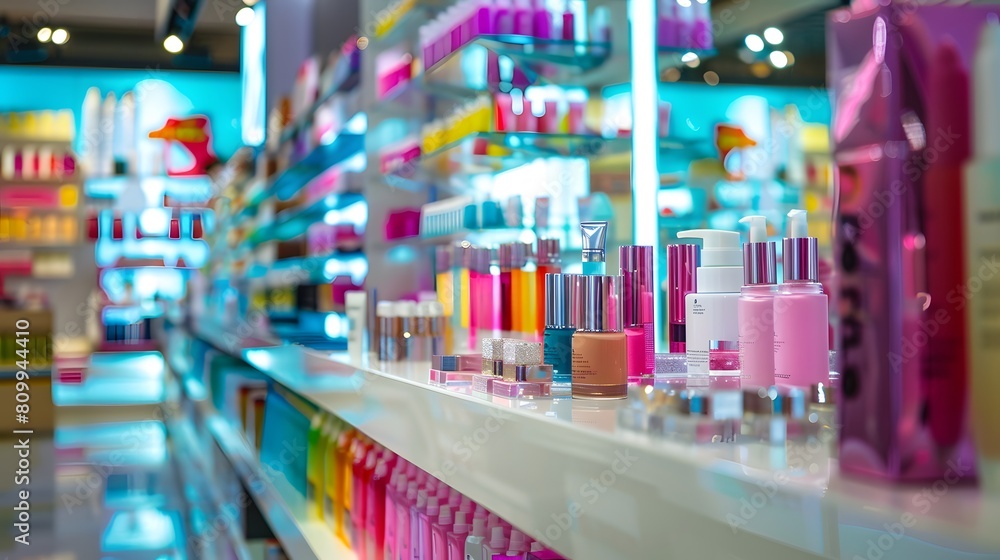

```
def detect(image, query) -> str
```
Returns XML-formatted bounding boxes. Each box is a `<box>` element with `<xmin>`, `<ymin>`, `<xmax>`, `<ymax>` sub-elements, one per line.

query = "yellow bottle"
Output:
<box><xmin>322</xmin><ymin>417</ymin><xmax>343</xmax><ymax>527</ymax></box>
<box><xmin>333</xmin><ymin>428</ymin><xmax>355</xmax><ymax>546</ymax></box>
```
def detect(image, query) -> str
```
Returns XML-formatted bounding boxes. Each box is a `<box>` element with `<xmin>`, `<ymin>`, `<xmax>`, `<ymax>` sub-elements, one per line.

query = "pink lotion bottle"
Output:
<box><xmin>384</xmin><ymin>473</ymin><xmax>406</xmax><ymax>560</ymax></box>
<box><xmin>737</xmin><ymin>215</ymin><xmax>778</xmax><ymax>388</ymax></box>
<box><xmin>431</xmin><ymin>505</ymin><xmax>454</xmax><ymax>560</ymax></box>
<box><xmin>773</xmin><ymin>209</ymin><xmax>829</xmax><ymax>388</ymax></box>
<box><xmin>446</xmin><ymin>511</ymin><xmax>471</xmax><ymax>560</ymax></box>
<box><xmin>418</xmin><ymin>495</ymin><xmax>440</xmax><ymax>560</ymax></box>
<box><xmin>408</xmin><ymin>490</ymin><xmax>427</xmax><ymax>560</ymax></box>
<box><xmin>397</xmin><ymin>482</ymin><xmax>417</xmax><ymax>560</ymax></box>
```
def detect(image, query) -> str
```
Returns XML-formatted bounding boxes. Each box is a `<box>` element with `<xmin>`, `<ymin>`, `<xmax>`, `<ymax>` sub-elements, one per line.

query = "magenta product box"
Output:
<box><xmin>429</xmin><ymin>368</ymin><xmax>475</xmax><ymax>385</ymax></box>
<box><xmin>829</xmin><ymin>2</ymin><xmax>991</xmax><ymax>480</ymax></box>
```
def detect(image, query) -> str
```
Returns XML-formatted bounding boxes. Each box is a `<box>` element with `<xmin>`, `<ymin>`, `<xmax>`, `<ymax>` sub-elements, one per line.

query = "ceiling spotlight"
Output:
<box><xmin>745</xmin><ymin>34</ymin><xmax>764</xmax><ymax>53</ymax></box>
<box><xmin>662</xmin><ymin>67</ymin><xmax>681</xmax><ymax>82</ymax></box>
<box><xmin>51</xmin><ymin>28</ymin><xmax>69</xmax><ymax>45</ymax></box>
<box><xmin>37</xmin><ymin>27</ymin><xmax>52</xmax><ymax>43</ymax></box>
<box><xmin>783</xmin><ymin>51</ymin><xmax>795</xmax><ymax>66</ymax></box>
<box><xmin>676</xmin><ymin>0</ymin><xmax>692</xmax><ymax>7</ymax></box>
<box><xmin>163</xmin><ymin>34</ymin><xmax>184</xmax><ymax>53</ymax></box>
<box><xmin>769</xmin><ymin>50</ymin><xmax>789</xmax><ymax>69</ymax></box>
<box><xmin>681</xmin><ymin>51</ymin><xmax>700</xmax><ymax>68</ymax></box>
<box><xmin>235</xmin><ymin>7</ymin><xmax>255</xmax><ymax>26</ymax></box>
<box><xmin>764</xmin><ymin>27</ymin><xmax>784</xmax><ymax>45</ymax></box>
<box><xmin>703</xmin><ymin>71</ymin><xmax>720</xmax><ymax>86</ymax></box>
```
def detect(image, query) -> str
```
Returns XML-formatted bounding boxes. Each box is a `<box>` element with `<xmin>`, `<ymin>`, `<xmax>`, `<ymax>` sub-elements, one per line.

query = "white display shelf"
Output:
<box><xmin>168</xmin><ymin>331</ymin><xmax>355</xmax><ymax>560</ymax></box>
<box><xmin>179</xmin><ymin>322</ymin><xmax>1000</xmax><ymax>560</ymax></box>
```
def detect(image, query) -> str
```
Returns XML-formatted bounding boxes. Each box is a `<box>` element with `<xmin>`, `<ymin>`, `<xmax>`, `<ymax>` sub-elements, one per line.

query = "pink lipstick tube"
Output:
<box><xmin>621</xmin><ymin>245</ymin><xmax>655</xmax><ymax>379</ymax></box>
<box><xmin>667</xmin><ymin>244</ymin><xmax>698</xmax><ymax>353</ymax></box>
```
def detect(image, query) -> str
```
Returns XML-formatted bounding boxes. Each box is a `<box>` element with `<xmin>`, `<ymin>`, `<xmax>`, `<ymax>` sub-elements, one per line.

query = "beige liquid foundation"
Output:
<box><xmin>572</xmin><ymin>275</ymin><xmax>628</xmax><ymax>399</ymax></box>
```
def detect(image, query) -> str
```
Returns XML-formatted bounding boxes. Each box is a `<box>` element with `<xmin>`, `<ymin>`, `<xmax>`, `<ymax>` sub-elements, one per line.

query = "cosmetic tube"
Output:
<box><xmin>396</xmin><ymin>301</ymin><xmax>418</xmax><ymax>361</ymax></box>
<box><xmin>543</xmin><ymin>273</ymin><xmax>575</xmax><ymax>384</ymax></box>
<box><xmin>346</xmin><ymin>291</ymin><xmax>367</xmax><ymax>359</ymax></box>
<box><xmin>377</xmin><ymin>301</ymin><xmax>402</xmax><ymax>361</ymax></box>
<box><xmin>469</xmin><ymin>248</ymin><xmax>483</xmax><ymax>345</ymax></box>
<box><xmin>515</xmin><ymin>242</ymin><xmax>536</xmax><ymax>334</ymax></box>
<box><xmin>773</xmin><ymin>210</ymin><xmax>829</xmax><ymax>388</ymax></box>
<box><xmin>667</xmin><ymin>244</ymin><xmax>698</xmax><ymax>353</ymax></box>
<box><xmin>580</xmin><ymin>221</ymin><xmax>608</xmax><ymax>275</ymax></box>
<box><xmin>457</xmin><ymin>244</ymin><xmax>471</xmax><ymax>330</ymax></box>
<box><xmin>500</xmin><ymin>244</ymin><xmax>516</xmax><ymax>332</ymax></box>
<box><xmin>488</xmin><ymin>248</ymin><xmax>503</xmax><ymax>333</ymax></box>
<box><xmin>737</xmin><ymin>216</ymin><xmax>778</xmax><ymax>388</ymax></box>
<box><xmin>621</xmin><ymin>245</ymin><xmax>655</xmax><ymax>380</ymax></box>
<box><xmin>535</xmin><ymin>239</ymin><xmax>561</xmax><ymax>334</ymax></box>
<box><xmin>572</xmin><ymin>275</ymin><xmax>627</xmax><ymax>399</ymax></box>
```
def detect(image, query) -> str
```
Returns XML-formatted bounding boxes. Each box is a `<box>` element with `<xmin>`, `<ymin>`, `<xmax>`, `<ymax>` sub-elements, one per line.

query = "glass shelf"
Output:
<box><xmin>247</xmin><ymin>252</ymin><xmax>368</xmax><ymax>285</ymax></box>
<box><xmin>389</xmin><ymin>131</ymin><xmax>629</xmax><ymax>187</ymax></box>
<box><xmin>268</xmin><ymin>131</ymin><xmax>365</xmax><ymax>202</ymax></box>
<box><xmin>277</xmin><ymin>68</ymin><xmax>361</xmax><ymax>147</ymax></box>
<box><xmin>244</xmin><ymin>192</ymin><xmax>365</xmax><ymax>246</ymax></box>
<box><xmin>424</xmin><ymin>34</ymin><xmax>613</xmax><ymax>93</ymax></box>
<box><xmin>84</xmin><ymin>175</ymin><xmax>213</xmax><ymax>201</ymax></box>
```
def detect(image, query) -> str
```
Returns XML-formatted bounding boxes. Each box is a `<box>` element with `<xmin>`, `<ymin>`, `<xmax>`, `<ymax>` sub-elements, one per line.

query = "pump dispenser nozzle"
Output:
<box><xmin>739</xmin><ymin>216</ymin><xmax>777</xmax><ymax>286</ymax></box>
<box><xmin>677</xmin><ymin>229</ymin><xmax>743</xmax><ymax>293</ymax></box>
<box><xmin>783</xmin><ymin>209</ymin><xmax>819</xmax><ymax>282</ymax></box>
<box><xmin>739</xmin><ymin>215</ymin><xmax>768</xmax><ymax>242</ymax></box>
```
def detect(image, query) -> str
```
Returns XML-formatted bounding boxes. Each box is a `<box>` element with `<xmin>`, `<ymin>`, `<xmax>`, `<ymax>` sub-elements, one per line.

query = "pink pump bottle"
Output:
<box><xmin>431</xmin><ymin>505</ymin><xmax>454</xmax><ymax>560</ymax></box>
<box><xmin>397</xmin><ymin>482</ymin><xmax>417</xmax><ymax>560</ymax></box>
<box><xmin>737</xmin><ymin>216</ymin><xmax>778</xmax><ymax>388</ymax></box>
<box><xmin>418</xmin><ymin>495</ymin><xmax>440</xmax><ymax>560</ymax></box>
<box><xmin>773</xmin><ymin>209</ymin><xmax>829</xmax><ymax>388</ymax></box>
<box><xmin>447</xmin><ymin>511</ymin><xmax>471</xmax><ymax>560</ymax></box>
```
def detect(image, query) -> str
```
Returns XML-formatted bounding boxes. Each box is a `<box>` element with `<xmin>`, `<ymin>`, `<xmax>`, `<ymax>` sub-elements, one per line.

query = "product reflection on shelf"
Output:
<box><xmin>95</xmin><ymin>209</ymin><xmax>210</xmax><ymax>268</ymax></box>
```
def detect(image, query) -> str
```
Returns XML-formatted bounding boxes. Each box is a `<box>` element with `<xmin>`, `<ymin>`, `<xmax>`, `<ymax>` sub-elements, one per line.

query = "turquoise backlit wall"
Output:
<box><xmin>0</xmin><ymin>66</ymin><xmax>242</xmax><ymax>159</ymax></box>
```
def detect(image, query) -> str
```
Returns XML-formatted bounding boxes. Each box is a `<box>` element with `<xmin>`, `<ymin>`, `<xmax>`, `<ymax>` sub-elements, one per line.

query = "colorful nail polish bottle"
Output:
<box><xmin>572</xmin><ymin>275</ymin><xmax>628</xmax><ymax>399</ymax></box>
<box><xmin>621</xmin><ymin>245</ymin><xmax>654</xmax><ymax>381</ymax></box>
<box><xmin>535</xmin><ymin>239</ymin><xmax>562</xmax><ymax>334</ymax></box>
<box><xmin>543</xmin><ymin>273</ymin><xmax>575</xmax><ymax>384</ymax></box>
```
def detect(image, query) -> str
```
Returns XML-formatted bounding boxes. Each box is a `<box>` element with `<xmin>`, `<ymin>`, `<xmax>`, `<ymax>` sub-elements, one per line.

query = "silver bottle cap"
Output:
<box><xmin>577</xmin><ymin>274</ymin><xmax>622</xmax><ymax>333</ymax></box>
<box><xmin>743</xmin><ymin>241</ymin><xmax>778</xmax><ymax>285</ymax></box>
<box><xmin>544</xmin><ymin>273</ymin><xmax>573</xmax><ymax>329</ymax></box>
<box><xmin>783</xmin><ymin>237</ymin><xmax>819</xmax><ymax>282</ymax></box>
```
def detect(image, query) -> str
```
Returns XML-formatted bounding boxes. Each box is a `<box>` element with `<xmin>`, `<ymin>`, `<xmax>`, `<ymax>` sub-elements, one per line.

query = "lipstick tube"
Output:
<box><xmin>621</xmin><ymin>245</ymin><xmax>655</xmax><ymax>380</ymax></box>
<box><xmin>667</xmin><ymin>244</ymin><xmax>698</xmax><ymax>353</ymax></box>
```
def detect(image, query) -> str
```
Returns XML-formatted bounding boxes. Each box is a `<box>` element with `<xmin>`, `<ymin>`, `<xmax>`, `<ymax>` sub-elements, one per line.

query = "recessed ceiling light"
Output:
<box><xmin>764</xmin><ymin>27</ymin><xmax>784</xmax><ymax>45</ymax></box>
<box><xmin>681</xmin><ymin>51</ymin><xmax>700</xmax><ymax>68</ymax></box>
<box><xmin>769</xmin><ymin>50</ymin><xmax>789</xmax><ymax>69</ymax></box>
<box><xmin>163</xmin><ymin>34</ymin><xmax>184</xmax><ymax>53</ymax></box>
<box><xmin>783</xmin><ymin>51</ymin><xmax>795</xmax><ymax>66</ymax></box>
<box><xmin>703</xmin><ymin>71</ymin><xmax>720</xmax><ymax>86</ymax></box>
<box><xmin>745</xmin><ymin>34</ymin><xmax>764</xmax><ymax>53</ymax></box>
<box><xmin>235</xmin><ymin>7</ymin><xmax>255</xmax><ymax>26</ymax></box>
<box><xmin>37</xmin><ymin>28</ymin><xmax>52</xmax><ymax>43</ymax></box>
<box><xmin>51</xmin><ymin>28</ymin><xmax>69</xmax><ymax>45</ymax></box>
